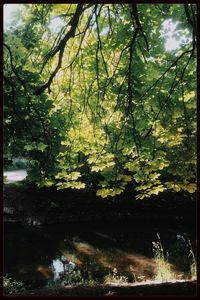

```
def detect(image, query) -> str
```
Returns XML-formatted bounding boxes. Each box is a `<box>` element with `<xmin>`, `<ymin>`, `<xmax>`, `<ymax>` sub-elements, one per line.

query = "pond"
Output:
<box><xmin>4</xmin><ymin>221</ymin><xmax>196</xmax><ymax>288</ymax></box>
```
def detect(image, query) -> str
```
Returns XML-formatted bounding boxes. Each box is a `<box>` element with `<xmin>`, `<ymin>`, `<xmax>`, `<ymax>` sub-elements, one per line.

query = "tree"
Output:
<box><xmin>3</xmin><ymin>3</ymin><xmax>197</xmax><ymax>198</ymax></box>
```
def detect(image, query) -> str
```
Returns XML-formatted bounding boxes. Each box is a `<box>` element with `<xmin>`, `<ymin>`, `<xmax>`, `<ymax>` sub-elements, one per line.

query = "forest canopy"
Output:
<box><xmin>3</xmin><ymin>3</ymin><xmax>197</xmax><ymax>199</ymax></box>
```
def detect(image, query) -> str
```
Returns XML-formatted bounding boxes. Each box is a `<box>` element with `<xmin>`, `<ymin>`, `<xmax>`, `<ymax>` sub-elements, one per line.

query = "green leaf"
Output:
<box><xmin>37</xmin><ymin>143</ymin><xmax>47</xmax><ymax>152</ymax></box>
<box><xmin>24</xmin><ymin>144</ymin><xmax>34</xmax><ymax>151</ymax></box>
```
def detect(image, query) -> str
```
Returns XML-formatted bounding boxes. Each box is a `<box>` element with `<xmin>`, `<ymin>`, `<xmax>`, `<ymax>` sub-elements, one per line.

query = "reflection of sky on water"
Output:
<box><xmin>51</xmin><ymin>259</ymin><xmax>65</xmax><ymax>279</ymax></box>
<box><xmin>177</xmin><ymin>234</ymin><xmax>186</xmax><ymax>242</ymax></box>
<box><xmin>51</xmin><ymin>258</ymin><xmax>77</xmax><ymax>280</ymax></box>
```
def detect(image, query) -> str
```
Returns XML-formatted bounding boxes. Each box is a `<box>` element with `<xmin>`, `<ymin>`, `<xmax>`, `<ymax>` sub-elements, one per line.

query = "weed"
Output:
<box><xmin>3</xmin><ymin>176</ymin><xmax>8</xmax><ymax>183</ymax></box>
<box><xmin>3</xmin><ymin>276</ymin><xmax>26</xmax><ymax>295</ymax></box>
<box><xmin>152</xmin><ymin>234</ymin><xmax>177</xmax><ymax>282</ymax></box>
<box><xmin>103</xmin><ymin>268</ymin><xmax>128</xmax><ymax>284</ymax></box>
<box><xmin>188</xmin><ymin>239</ymin><xmax>197</xmax><ymax>280</ymax></box>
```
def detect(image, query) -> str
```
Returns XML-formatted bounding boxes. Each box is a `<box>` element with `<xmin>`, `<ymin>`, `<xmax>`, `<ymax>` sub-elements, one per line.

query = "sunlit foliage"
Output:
<box><xmin>3</xmin><ymin>4</ymin><xmax>196</xmax><ymax>199</ymax></box>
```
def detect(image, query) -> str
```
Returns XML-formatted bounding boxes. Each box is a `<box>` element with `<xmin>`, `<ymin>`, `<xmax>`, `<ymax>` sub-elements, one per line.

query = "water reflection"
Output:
<box><xmin>51</xmin><ymin>257</ymin><xmax>77</xmax><ymax>280</ymax></box>
<box><xmin>52</xmin><ymin>259</ymin><xmax>65</xmax><ymax>280</ymax></box>
<box><xmin>4</xmin><ymin>222</ymin><xmax>196</xmax><ymax>288</ymax></box>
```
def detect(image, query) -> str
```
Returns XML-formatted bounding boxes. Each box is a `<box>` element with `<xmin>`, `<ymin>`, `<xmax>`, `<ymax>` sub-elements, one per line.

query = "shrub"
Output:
<box><xmin>6</xmin><ymin>158</ymin><xmax>28</xmax><ymax>171</ymax></box>
<box><xmin>3</xmin><ymin>276</ymin><xmax>26</xmax><ymax>295</ymax></box>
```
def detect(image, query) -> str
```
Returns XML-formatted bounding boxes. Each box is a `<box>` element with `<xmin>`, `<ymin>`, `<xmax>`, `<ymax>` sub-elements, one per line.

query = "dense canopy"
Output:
<box><xmin>3</xmin><ymin>3</ymin><xmax>197</xmax><ymax>199</ymax></box>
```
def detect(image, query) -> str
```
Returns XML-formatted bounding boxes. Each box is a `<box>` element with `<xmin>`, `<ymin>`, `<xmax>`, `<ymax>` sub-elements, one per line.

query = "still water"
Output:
<box><xmin>4</xmin><ymin>221</ymin><xmax>196</xmax><ymax>288</ymax></box>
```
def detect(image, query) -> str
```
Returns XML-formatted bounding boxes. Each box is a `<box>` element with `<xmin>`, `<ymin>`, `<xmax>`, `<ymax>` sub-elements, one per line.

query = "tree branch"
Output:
<box><xmin>34</xmin><ymin>4</ymin><xmax>84</xmax><ymax>95</ymax></box>
<box><xmin>184</xmin><ymin>4</ymin><xmax>196</xmax><ymax>50</ymax></box>
<box><xmin>184</xmin><ymin>4</ymin><xmax>194</xmax><ymax>27</ymax></box>
<box><xmin>131</xmin><ymin>4</ymin><xmax>149</xmax><ymax>52</ymax></box>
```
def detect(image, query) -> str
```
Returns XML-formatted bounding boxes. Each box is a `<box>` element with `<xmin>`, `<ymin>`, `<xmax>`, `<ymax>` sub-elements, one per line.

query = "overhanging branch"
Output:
<box><xmin>34</xmin><ymin>4</ymin><xmax>84</xmax><ymax>95</ymax></box>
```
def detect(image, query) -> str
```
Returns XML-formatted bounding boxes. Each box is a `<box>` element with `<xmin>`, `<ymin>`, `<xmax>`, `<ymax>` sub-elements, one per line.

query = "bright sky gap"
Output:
<box><xmin>3</xmin><ymin>4</ymin><xmax>192</xmax><ymax>52</ymax></box>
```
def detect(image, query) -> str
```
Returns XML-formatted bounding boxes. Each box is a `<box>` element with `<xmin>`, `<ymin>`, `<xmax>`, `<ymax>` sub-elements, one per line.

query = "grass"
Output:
<box><xmin>152</xmin><ymin>234</ymin><xmax>197</xmax><ymax>283</ymax></box>
<box><xmin>3</xmin><ymin>276</ymin><xmax>26</xmax><ymax>295</ymax></box>
<box><xmin>152</xmin><ymin>234</ymin><xmax>177</xmax><ymax>282</ymax></box>
<box><xmin>103</xmin><ymin>268</ymin><xmax>128</xmax><ymax>284</ymax></box>
<box><xmin>188</xmin><ymin>239</ymin><xmax>197</xmax><ymax>280</ymax></box>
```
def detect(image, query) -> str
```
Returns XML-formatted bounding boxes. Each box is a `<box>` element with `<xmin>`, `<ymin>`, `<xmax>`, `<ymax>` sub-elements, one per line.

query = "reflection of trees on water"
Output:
<box><xmin>4</xmin><ymin>223</ymin><xmax>196</xmax><ymax>287</ymax></box>
<box><xmin>4</xmin><ymin>225</ymin><xmax>62</xmax><ymax>287</ymax></box>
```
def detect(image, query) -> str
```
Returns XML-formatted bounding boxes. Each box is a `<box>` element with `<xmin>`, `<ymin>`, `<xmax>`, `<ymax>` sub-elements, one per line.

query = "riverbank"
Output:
<box><xmin>7</xmin><ymin>280</ymin><xmax>197</xmax><ymax>297</ymax></box>
<box><xmin>4</xmin><ymin>183</ymin><xmax>197</xmax><ymax>296</ymax></box>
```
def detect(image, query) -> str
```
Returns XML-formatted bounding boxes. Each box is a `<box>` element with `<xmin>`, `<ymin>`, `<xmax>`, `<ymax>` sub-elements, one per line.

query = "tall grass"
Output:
<box><xmin>188</xmin><ymin>239</ymin><xmax>197</xmax><ymax>280</ymax></box>
<box><xmin>152</xmin><ymin>234</ymin><xmax>176</xmax><ymax>282</ymax></box>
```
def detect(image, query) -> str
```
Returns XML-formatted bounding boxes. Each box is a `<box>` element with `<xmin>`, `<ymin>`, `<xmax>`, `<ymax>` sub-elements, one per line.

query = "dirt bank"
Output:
<box><xmin>7</xmin><ymin>280</ymin><xmax>196</xmax><ymax>297</ymax></box>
